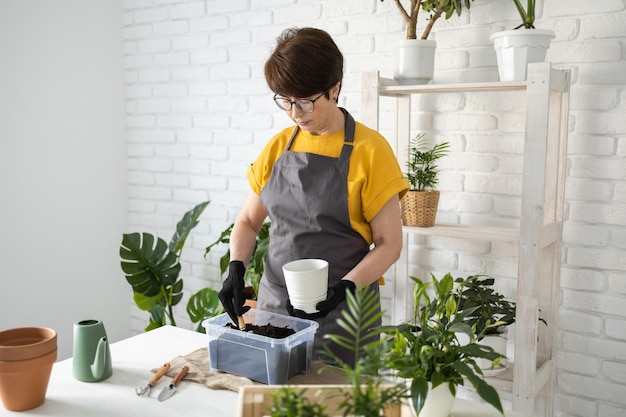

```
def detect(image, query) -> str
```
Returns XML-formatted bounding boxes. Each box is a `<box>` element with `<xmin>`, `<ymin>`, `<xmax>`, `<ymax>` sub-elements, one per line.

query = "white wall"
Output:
<box><xmin>0</xmin><ymin>0</ymin><xmax>129</xmax><ymax>360</ymax></box>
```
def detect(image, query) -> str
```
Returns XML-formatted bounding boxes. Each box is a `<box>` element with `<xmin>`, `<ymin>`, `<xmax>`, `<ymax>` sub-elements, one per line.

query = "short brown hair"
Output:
<box><xmin>264</xmin><ymin>27</ymin><xmax>343</xmax><ymax>100</ymax></box>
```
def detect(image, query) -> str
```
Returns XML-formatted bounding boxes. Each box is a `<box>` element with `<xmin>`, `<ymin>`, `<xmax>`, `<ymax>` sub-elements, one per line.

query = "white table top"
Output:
<box><xmin>0</xmin><ymin>325</ymin><xmax>238</xmax><ymax>416</ymax></box>
<box><xmin>0</xmin><ymin>325</ymin><xmax>530</xmax><ymax>417</ymax></box>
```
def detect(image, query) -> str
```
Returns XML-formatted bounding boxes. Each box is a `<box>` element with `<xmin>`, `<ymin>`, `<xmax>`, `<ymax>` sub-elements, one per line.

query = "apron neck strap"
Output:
<box><xmin>285</xmin><ymin>107</ymin><xmax>356</xmax><ymax>161</ymax></box>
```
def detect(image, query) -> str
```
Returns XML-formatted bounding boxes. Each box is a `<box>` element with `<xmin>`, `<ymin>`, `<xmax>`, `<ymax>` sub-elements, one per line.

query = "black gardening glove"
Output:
<box><xmin>288</xmin><ymin>280</ymin><xmax>356</xmax><ymax>319</ymax></box>
<box><xmin>218</xmin><ymin>261</ymin><xmax>250</xmax><ymax>326</ymax></box>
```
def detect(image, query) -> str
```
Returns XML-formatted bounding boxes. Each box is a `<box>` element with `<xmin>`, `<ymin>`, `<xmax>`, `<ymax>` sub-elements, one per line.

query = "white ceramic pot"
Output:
<box><xmin>409</xmin><ymin>382</ymin><xmax>455</xmax><ymax>417</ymax></box>
<box><xmin>393</xmin><ymin>39</ymin><xmax>437</xmax><ymax>85</ymax></box>
<box><xmin>491</xmin><ymin>29</ymin><xmax>555</xmax><ymax>81</ymax></box>
<box><xmin>282</xmin><ymin>259</ymin><xmax>328</xmax><ymax>313</ymax></box>
<box><xmin>476</xmin><ymin>332</ymin><xmax>508</xmax><ymax>376</ymax></box>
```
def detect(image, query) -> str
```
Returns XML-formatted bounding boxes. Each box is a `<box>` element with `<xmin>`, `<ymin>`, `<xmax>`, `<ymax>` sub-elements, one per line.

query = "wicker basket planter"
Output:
<box><xmin>401</xmin><ymin>190</ymin><xmax>440</xmax><ymax>227</ymax></box>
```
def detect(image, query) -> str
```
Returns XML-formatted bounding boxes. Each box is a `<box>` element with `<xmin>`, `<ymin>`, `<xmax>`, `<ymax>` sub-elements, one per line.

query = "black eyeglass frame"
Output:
<box><xmin>273</xmin><ymin>92</ymin><xmax>326</xmax><ymax>113</ymax></box>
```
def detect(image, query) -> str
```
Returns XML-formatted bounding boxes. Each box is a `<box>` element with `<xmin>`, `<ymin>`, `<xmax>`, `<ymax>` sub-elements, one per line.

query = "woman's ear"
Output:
<box><xmin>331</xmin><ymin>82</ymin><xmax>341</xmax><ymax>102</ymax></box>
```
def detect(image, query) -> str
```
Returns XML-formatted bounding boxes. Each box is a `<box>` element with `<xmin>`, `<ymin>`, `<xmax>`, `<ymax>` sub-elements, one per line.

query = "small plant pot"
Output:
<box><xmin>491</xmin><ymin>29</ymin><xmax>555</xmax><ymax>81</ymax></box>
<box><xmin>400</xmin><ymin>190</ymin><xmax>440</xmax><ymax>227</ymax></box>
<box><xmin>393</xmin><ymin>39</ymin><xmax>437</xmax><ymax>85</ymax></box>
<box><xmin>282</xmin><ymin>259</ymin><xmax>328</xmax><ymax>314</ymax></box>
<box><xmin>0</xmin><ymin>327</ymin><xmax>57</xmax><ymax>411</ymax></box>
<box><xmin>408</xmin><ymin>382</ymin><xmax>455</xmax><ymax>417</ymax></box>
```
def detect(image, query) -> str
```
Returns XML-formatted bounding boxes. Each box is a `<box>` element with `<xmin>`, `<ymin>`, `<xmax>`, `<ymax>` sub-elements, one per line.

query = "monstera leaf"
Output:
<box><xmin>120</xmin><ymin>232</ymin><xmax>181</xmax><ymax>298</ymax></box>
<box><xmin>187</xmin><ymin>287</ymin><xmax>223</xmax><ymax>332</ymax></box>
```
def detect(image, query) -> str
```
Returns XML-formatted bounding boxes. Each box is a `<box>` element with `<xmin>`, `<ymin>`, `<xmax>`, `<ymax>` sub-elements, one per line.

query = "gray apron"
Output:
<box><xmin>258</xmin><ymin>108</ymin><xmax>380</xmax><ymax>365</ymax></box>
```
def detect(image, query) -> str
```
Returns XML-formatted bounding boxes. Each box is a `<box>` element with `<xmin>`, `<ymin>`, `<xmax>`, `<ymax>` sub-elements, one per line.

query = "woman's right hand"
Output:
<box><xmin>218</xmin><ymin>261</ymin><xmax>250</xmax><ymax>325</ymax></box>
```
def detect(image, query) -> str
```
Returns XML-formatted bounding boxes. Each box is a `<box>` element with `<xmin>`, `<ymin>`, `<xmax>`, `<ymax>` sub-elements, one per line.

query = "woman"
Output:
<box><xmin>218</xmin><ymin>27</ymin><xmax>409</xmax><ymax>364</ymax></box>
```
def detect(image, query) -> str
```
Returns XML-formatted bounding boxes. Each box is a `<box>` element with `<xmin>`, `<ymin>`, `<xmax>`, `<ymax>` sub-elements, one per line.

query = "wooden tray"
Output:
<box><xmin>237</xmin><ymin>384</ymin><xmax>408</xmax><ymax>417</ymax></box>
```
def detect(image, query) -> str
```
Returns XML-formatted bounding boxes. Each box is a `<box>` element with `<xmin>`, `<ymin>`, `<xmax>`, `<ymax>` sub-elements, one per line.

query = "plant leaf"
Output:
<box><xmin>121</xmin><ymin>232</ymin><xmax>181</xmax><ymax>296</ymax></box>
<box><xmin>169</xmin><ymin>201</ymin><xmax>210</xmax><ymax>255</ymax></box>
<box><xmin>187</xmin><ymin>287</ymin><xmax>224</xmax><ymax>332</ymax></box>
<box><xmin>453</xmin><ymin>361</ymin><xmax>504</xmax><ymax>414</ymax></box>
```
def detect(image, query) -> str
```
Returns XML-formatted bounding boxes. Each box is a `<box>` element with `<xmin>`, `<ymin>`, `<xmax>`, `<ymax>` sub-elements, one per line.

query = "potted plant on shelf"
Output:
<box><xmin>490</xmin><ymin>0</ymin><xmax>555</xmax><ymax>81</ymax></box>
<box><xmin>401</xmin><ymin>132</ymin><xmax>450</xmax><ymax>227</ymax></box>
<box><xmin>455</xmin><ymin>275</ymin><xmax>516</xmax><ymax>373</ymax></box>
<box><xmin>380</xmin><ymin>0</ymin><xmax>475</xmax><ymax>84</ymax></box>
<box><xmin>380</xmin><ymin>273</ymin><xmax>504</xmax><ymax>417</ymax></box>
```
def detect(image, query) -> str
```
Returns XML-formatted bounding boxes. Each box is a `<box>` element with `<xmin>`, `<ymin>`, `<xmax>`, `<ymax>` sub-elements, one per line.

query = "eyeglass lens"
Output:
<box><xmin>273</xmin><ymin>92</ymin><xmax>324</xmax><ymax>113</ymax></box>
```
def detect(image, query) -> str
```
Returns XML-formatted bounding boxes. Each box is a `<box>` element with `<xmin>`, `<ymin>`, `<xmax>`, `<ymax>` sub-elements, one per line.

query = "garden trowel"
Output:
<box><xmin>157</xmin><ymin>365</ymin><xmax>189</xmax><ymax>402</ymax></box>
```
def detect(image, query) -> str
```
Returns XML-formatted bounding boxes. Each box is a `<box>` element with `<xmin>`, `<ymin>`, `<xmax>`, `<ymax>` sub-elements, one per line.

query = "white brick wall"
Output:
<box><xmin>122</xmin><ymin>0</ymin><xmax>626</xmax><ymax>415</ymax></box>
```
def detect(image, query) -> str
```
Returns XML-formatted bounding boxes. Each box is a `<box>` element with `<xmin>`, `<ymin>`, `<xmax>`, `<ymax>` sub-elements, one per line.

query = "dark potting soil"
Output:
<box><xmin>224</xmin><ymin>323</ymin><xmax>296</xmax><ymax>338</ymax></box>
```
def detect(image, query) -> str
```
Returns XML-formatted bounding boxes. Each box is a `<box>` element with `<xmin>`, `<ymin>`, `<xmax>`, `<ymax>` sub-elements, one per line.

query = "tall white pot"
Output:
<box><xmin>393</xmin><ymin>39</ymin><xmax>436</xmax><ymax>85</ymax></box>
<box><xmin>408</xmin><ymin>382</ymin><xmax>455</xmax><ymax>417</ymax></box>
<box><xmin>491</xmin><ymin>29</ymin><xmax>555</xmax><ymax>81</ymax></box>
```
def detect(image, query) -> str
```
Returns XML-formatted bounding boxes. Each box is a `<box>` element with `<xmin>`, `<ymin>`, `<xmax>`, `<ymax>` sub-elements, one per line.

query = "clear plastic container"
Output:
<box><xmin>202</xmin><ymin>308</ymin><xmax>319</xmax><ymax>384</ymax></box>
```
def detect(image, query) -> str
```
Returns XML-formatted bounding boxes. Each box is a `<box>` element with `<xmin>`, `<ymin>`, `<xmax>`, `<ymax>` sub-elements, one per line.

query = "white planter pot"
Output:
<box><xmin>476</xmin><ymin>332</ymin><xmax>508</xmax><ymax>376</ymax></box>
<box><xmin>393</xmin><ymin>39</ymin><xmax>436</xmax><ymax>85</ymax></box>
<box><xmin>491</xmin><ymin>29</ymin><xmax>555</xmax><ymax>81</ymax></box>
<box><xmin>409</xmin><ymin>382</ymin><xmax>455</xmax><ymax>417</ymax></box>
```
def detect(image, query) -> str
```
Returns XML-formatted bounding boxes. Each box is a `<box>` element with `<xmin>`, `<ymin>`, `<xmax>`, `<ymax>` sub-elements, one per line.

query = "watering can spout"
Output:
<box><xmin>90</xmin><ymin>336</ymin><xmax>109</xmax><ymax>379</ymax></box>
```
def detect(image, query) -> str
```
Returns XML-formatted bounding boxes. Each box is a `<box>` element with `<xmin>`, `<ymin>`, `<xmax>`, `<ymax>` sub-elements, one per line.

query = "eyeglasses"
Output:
<box><xmin>273</xmin><ymin>92</ymin><xmax>326</xmax><ymax>113</ymax></box>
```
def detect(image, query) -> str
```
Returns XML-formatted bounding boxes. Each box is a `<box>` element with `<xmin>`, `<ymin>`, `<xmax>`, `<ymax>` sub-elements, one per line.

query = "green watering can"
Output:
<box><xmin>72</xmin><ymin>319</ymin><xmax>112</xmax><ymax>382</ymax></box>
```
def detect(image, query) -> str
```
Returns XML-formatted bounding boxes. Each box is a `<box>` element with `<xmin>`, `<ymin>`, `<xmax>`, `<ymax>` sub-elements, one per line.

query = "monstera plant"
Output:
<box><xmin>120</xmin><ymin>201</ymin><xmax>223</xmax><ymax>331</ymax></box>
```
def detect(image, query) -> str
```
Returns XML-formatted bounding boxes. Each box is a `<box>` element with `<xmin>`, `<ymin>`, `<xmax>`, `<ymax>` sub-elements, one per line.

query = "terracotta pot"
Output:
<box><xmin>0</xmin><ymin>327</ymin><xmax>57</xmax><ymax>361</ymax></box>
<box><xmin>0</xmin><ymin>327</ymin><xmax>57</xmax><ymax>411</ymax></box>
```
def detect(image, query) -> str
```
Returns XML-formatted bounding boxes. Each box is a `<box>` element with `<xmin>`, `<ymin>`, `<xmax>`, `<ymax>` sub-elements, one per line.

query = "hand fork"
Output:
<box><xmin>135</xmin><ymin>362</ymin><xmax>171</xmax><ymax>396</ymax></box>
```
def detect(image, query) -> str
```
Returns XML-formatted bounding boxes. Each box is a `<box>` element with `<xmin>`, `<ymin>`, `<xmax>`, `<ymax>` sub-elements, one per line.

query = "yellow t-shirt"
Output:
<box><xmin>247</xmin><ymin>121</ymin><xmax>409</xmax><ymax>244</ymax></box>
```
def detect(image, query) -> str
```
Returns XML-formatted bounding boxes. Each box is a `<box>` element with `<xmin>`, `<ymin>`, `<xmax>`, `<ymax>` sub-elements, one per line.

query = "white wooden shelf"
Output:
<box><xmin>361</xmin><ymin>63</ymin><xmax>571</xmax><ymax>417</ymax></box>
<box><xmin>403</xmin><ymin>223</ymin><xmax>518</xmax><ymax>242</ymax></box>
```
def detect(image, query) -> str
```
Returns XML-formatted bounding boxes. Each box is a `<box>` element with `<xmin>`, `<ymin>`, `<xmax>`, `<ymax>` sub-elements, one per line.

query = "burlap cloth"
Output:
<box><xmin>152</xmin><ymin>347</ymin><xmax>349</xmax><ymax>393</ymax></box>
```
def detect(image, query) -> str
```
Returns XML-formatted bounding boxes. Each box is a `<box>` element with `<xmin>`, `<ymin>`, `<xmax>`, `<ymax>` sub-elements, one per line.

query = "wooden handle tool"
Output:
<box><xmin>232</xmin><ymin>298</ymin><xmax>246</xmax><ymax>330</ymax></box>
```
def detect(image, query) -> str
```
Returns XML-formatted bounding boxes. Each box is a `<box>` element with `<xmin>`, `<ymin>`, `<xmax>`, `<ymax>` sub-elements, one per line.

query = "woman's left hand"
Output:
<box><xmin>287</xmin><ymin>280</ymin><xmax>356</xmax><ymax>319</ymax></box>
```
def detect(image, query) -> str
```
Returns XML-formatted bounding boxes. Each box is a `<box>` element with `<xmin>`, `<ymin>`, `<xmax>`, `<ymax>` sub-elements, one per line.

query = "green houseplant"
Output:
<box><xmin>455</xmin><ymin>275</ymin><xmax>516</xmax><ymax>373</ymax></box>
<box><xmin>204</xmin><ymin>221</ymin><xmax>271</xmax><ymax>301</ymax></box>
<box><xmin>120</xmin><ymin>201</ymin><xmax>223</xmax><ymax>331</ymax></box>
<box><xmin>512</xmin><ymin>0</ymin><xmax>538</xmax><ymax>29</ymax></box>
<box><xmin>381</xmin><ymin>0</ymin><xmax>475</xmax><ymax>40</ymax></box>
<box><xmin>491</xmin><ymin>0</ymin><xmax>555</xmax><ymax>81</ymax></box>
<box><xmin>401</xmin><ymin>133</ymin><xmax>450</xmax><ymax>227</ymax></box>
<box><xmin>267</xmin><ymin>287</ymin><xmax>406</xmax><ymax>417</ymax></box>
<box><xmin>270</xmin><ymin>387</ymin><xmax>329</xmax><ymax>417</ymax></box>
<box><xmin>456</xmin><ymin>275</ymin><xmax>516</xmax><ymax>338</ymax></box>
<box><xmin>320</xmin><ymin>288</ymin><xmax>406</xmax><ymax>417</ymax></box>
<box><xmin>380</xmin><ymin>273</ymin><xmax>504</xmax><ymax>416</ymax></box>
<box><xmin>380</xmin><ymin>0</ymin><xmax>475</xmax><ymax>84</ymax></box>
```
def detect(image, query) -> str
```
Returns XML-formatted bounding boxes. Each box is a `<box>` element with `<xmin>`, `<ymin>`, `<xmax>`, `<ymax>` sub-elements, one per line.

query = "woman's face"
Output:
<box><xmin>276</xmin><ymin>83</ymin><xmax>341</xmax><ymax>136</ymax></box>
